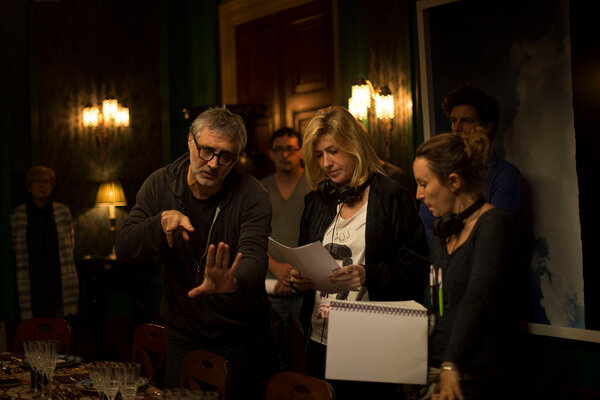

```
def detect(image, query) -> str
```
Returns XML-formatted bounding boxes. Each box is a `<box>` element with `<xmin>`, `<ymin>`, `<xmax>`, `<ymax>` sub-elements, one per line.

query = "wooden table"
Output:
<box><xmin>0</xmin><ymin>353</ymin><xmax>161</xmax><ymax>400</ymax></box>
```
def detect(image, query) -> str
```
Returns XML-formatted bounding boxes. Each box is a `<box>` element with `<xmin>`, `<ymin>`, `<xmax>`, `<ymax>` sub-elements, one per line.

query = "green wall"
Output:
<box><xmin>164</xmin><ymin>0</ymin><xmax>220</xmax><ymax>162</ymax></box>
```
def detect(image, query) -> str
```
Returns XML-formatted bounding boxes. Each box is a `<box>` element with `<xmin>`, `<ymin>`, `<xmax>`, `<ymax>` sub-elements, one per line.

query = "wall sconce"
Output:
<box><xmin>348</xmin><ymin>79</ymin><xmax>395</xmax><ymax>120</ymax></box>
<box><xmin>82</xmin><ymin>98</ymin><xmax>130</xmax><ymax>128</ymax></box>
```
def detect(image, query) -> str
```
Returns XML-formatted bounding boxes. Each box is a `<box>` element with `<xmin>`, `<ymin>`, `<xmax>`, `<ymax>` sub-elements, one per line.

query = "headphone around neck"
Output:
<box><xmin>432</xmin><ymin>196</ymin><xmax>485</xmax><ymax>240</ymax></box>
<box><xmin>317</xmin><ymin>177</ymin><xmax>371</xmax><ymax>205</ymax></box>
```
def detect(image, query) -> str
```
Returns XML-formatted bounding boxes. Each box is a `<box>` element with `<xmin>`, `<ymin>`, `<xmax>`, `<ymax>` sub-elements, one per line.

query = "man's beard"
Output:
<box><xmin>191</xmin><ymin>166</ymin><xmax>221</xmax><ymax>187</ymax></box>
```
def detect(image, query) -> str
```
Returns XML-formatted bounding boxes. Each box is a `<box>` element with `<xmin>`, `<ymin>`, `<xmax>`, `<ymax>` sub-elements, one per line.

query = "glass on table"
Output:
<box><xmin>23</xmin><ymin>341</ymin><xmax>42</xmax><ymax>395</ymax></box>
<box><xmin>100</xmin><ymin>362</ymin><xmax>121</xmax><ymax>400</ymax></box>
<box><xmin>39</xmin><ymin>340</ymin><xmax>59</xmax><ymax>399</ymax></box>
<box><xmin>88</xmin><ymin>361</ymin><xmax>109</xmax><ymax>400</ymax></box>
<box><xmin>116</xmin><ymin>362</ymin><xmax>140</xmax><ymax>400</ymax></box>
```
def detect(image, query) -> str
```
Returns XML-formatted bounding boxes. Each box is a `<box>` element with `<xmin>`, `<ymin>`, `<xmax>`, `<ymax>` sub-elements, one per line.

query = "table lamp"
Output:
<box><xmin>96</xmin><ymin>181</ymin><xmax>127</xmax><ymax>229</ymax></box>
<box><xmin>96</xmin><ymin>181</ymin><xmax>127</xmax><ymax>258</ymax></box>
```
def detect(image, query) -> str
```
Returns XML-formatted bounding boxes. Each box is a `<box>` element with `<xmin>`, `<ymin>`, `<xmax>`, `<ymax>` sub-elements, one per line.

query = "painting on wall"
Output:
<box><xmin>417</xmin><ymin>0</ymin><xmax>593</xmax><ymax>340</ymax></box>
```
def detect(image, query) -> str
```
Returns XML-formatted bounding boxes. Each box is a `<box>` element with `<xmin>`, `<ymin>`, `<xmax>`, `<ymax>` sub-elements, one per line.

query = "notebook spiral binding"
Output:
<box><xmin>329</xmin><ymin>300</ymin><xmax>427</xmax><ymax>317</ymax></box>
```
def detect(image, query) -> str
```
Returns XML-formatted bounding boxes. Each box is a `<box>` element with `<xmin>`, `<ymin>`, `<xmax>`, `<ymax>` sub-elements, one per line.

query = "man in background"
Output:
<box><xmin>260</xmin><ymin>127</ymin><xmax>310</xmax><ymax>370</ymax></box>
<box><xmin>419</xmin><ymin>83</ymin><xmax>523</xmax><ymax>241</ymax></box>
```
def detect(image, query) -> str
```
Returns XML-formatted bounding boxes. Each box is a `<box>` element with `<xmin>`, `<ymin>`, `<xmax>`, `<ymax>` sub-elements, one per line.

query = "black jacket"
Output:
<box><xmin>115</xmin><ymin>153</ymin><xmax>272</xmax><ymax>342</ymax></box>
<box><xmin>298</xmin><ymin>173</ymin><xmax>429</xmax><ymax>331</ymax></box>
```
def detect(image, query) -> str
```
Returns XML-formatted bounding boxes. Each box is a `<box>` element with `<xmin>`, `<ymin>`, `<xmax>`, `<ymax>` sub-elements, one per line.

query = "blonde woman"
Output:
<box><xmin>290</xmin><ymin>106</ymin><xmax>428</xmax><ymax>399</ymax></box>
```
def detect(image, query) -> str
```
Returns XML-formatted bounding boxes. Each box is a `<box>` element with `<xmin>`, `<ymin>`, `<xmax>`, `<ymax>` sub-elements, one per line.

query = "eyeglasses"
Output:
<box><xmin>272</xmin><ymin>145</ymin><xmax>300</xmax><ymax>154</ymax></box>
<box><xmin>191</xmin><ymin>134</ymin><xmax>238</xmax><ymax>167</ymax></box>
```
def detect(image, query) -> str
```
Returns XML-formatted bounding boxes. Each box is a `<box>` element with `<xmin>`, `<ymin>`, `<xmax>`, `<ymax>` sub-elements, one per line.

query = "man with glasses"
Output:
<box><xmin>260</xmin><ymin>127</ymin><xmax>310</xmax><ymax>370</ymax></box>
<box><xmin>115</xmin><ymin>107</ymin><xmax>276</xmax><ymax>399</ymax></box>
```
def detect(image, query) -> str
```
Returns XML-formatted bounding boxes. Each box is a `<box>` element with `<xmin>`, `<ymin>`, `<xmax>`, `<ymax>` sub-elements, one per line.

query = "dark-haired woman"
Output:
<box><xmin>412</xmin><ymin>128</ymin><xmax>518</xmax><ymax>400</ymax></box>
<box><xmin>290</xmin><ymin>106</ymin><xmax>428</xmax><ymax>399</ymax></box>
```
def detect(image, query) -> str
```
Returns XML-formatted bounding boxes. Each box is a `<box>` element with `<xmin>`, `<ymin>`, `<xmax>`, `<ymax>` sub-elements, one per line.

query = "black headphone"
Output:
<box><xmin>432</xmin><ymin>196</ymin><xmax>485</xmax><ymax>240</ymax></box>
<box><xmin>317</xmin><ymin>177</ymin><xmax>371</xmax><ymax>205</ymax></box>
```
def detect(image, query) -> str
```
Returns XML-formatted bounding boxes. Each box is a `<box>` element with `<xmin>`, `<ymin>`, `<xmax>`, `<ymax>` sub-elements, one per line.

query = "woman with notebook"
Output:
<box><xmin>290</xmin><ymin>106</ymin><xmax>428</xmax><ymax>399</ymax></box>
<box><xmin>412</xmin><ymin>128</ymin><xmax>519</xmax><ymax>400</ymax></box>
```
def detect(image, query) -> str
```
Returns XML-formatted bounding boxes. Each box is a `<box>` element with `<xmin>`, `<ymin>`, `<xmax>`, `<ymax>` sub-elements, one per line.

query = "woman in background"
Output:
<box><xmin>291</xmin><ymin>106</ymin><xmax>428</xmax><ymax>399</ymax></box>
<box><xmin>412</xmin><ymin>128</ymin><xmax>518</xmax><ymax>400</ymax></box>
<box><xmin>10</xmin><ymin>165</ymin><xmax>79</xmax><ymax>321</ymax></box>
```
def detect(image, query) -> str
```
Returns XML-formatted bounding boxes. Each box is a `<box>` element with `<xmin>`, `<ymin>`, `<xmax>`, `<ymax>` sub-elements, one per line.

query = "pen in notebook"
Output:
<box><xmin>438</xmin><ymin>268</ymin><xmax>443</xmax><ymax>317</ymax></box>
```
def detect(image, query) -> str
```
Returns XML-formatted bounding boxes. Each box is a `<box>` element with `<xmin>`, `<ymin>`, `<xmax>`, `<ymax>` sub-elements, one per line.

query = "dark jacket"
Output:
<box><xmin>298</xmin><ymin>173</ymin><xmax>429</xmax><ymax>331</ymax></box>
<box><xmin>115</xmin><ymin>153</ymin><xmax>272</xmax><ymax>342</ymax></box>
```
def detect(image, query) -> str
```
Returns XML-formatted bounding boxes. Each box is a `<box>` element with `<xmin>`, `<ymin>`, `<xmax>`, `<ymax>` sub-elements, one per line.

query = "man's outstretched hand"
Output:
<box><xmin>188</xmin><ymin>242</ymin><xmax>242</xmax><ymax>297</ymax></box>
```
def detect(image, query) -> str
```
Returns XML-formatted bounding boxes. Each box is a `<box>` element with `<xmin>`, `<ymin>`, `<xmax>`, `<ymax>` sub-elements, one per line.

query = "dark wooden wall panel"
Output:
<box><xmin>235</xmin><ymin>0</ymin><xmax>333</xmax><ymax>169</ymax></box>
<box><xmin>26</xmin><ymin>0</ymin><xmax>162</xmax><ymax>257</ymax></box>
<box><xmin>236</xmin><ymin>12</ymin><xmax>281</xmax><ymax>154</ymax></box>
<box><xmin>283</xmin><ymin>1</ymin><xmax>333</xmax><ymax>131</ymax></box>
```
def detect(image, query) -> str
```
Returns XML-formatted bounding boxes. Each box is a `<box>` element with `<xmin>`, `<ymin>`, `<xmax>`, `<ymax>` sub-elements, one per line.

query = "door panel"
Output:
<box><xmin>235</xmin><ymin>0</ymin><xmax>333</xmax><ymax>148</ymax></box>
<box><xmin>283</xmin><ymin>1</ymin><xmax>333</xmax><ymax>128</ymax></box>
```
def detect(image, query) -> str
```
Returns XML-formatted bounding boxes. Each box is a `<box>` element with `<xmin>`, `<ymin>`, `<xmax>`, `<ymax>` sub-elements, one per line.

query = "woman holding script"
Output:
<box><xmin>412</xmin><ymin>128</ymin><xmax>518</xmax><ymax>400</ymax></box>
<box><xmin>290</xmin><ymin>106</ymin><xmax>428</xmax><ymax>399</ymax></box>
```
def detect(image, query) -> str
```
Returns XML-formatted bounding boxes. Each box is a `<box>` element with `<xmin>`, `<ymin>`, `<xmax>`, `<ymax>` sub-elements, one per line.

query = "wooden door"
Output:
<box><xmin>282</xmin><ymin>1</ymin><xmax>334</xmax><ymax>133</ymax></box>
<box><xmin>235</xmin><ymin>0</ymin><xmax>334</xmax><ymax>156</ymax></box>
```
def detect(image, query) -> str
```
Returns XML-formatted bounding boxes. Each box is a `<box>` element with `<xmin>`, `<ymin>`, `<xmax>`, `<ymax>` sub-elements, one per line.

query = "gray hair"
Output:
<box><xmin>189</xmin><ymin>107</ymin><xmax>247</xmax><ymax>153</ymax></box>
<box><xmin>25</xmin><ymin>165</ymin><xmax>56</xmax><ymax>188</ymax></box>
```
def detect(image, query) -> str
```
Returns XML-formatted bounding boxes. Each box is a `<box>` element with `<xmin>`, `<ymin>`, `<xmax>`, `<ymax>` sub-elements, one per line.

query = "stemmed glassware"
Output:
<box><xmin>23</xmin><ymin>341</ymin><xmax>42</xmax><ymax>396</ymax></box>
<box><xmin>116</xmin><ymin>362</ymin><xmax>140</xmax><ymax>400</ymax></box>
<box><xmin>38</xmin><ymin>340</ymin><xmax>59</xmax><ymax>399</ymax></box>
<box><xmin>89</xmin><ymin>361</ymin><xmax>108</xmax><ymax>400</ymax></box>
<box><xmin>100</xmin><ymin>362</ymin><xmax>120</xmax><ymax>400</ymax></box>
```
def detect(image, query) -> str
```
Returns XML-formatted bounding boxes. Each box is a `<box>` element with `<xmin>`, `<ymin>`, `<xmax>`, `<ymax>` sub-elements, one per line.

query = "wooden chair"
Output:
<box><xmin>179</xmin><ymin>349</ymin><xmax>230</xmax><ymax>400</ymax></box>
<box><xmin>131</xmin><ymin>323</ymin><xmax>167</xmax><ymax>388</ymax></box>
<box><xmin>265</xmin><ymin>371</ymin><xmax>335</xmax><ymax>400</ymax></box>
<box><xmin>14</xmin><ymin>318</ymin><xmax>72</xmax><ymax>354</ymax></box>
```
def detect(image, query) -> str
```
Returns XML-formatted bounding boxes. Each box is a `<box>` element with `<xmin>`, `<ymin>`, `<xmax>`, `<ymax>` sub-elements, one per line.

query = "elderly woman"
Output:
<box><xmin>290</xmin><ymin>106</ymin><xmax>428</xmax><ymax>398</ymax></box>
<box><xmin>10</xmin><ymin>166</ymin><xmax>79</xmax><ymax>320</ymax></box>
<box><xmin>412</xmin><ymin>128</ymin><xmax>518</xmax><ymax>400</ymax></box>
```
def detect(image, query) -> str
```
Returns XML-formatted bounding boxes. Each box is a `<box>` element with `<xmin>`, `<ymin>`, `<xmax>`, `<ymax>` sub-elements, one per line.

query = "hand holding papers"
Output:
<box><xmin>268</xmin><ymin>238</ymin><xmax>344</xmax><ymax>293</ymax></box>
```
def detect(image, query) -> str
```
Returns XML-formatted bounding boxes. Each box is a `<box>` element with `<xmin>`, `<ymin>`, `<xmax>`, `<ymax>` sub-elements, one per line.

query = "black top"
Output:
<box><xmin>26</xmin><ymin>199</ymin><xmax>63</xmax><ymax>317</ymax></box>
<box><xmin>115</xmin><ymin>153</ymin><xmax>272</xmax><ymax>343</ymax></box>
<box><xmin>429</xmin><ymin>207</ymin><xmax>518</xmax><ymax>375</ymax></box>
<box><xmin>298</xmin><ymin>173</ymin><xmax>429</xmax><ymax>333</ymax></box>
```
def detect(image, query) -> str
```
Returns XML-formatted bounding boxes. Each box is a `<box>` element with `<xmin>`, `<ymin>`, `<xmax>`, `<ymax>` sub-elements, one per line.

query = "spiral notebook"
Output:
<box><xmin>325</xmin><ymin>300</ymin><xmax>428</xmax><ymax>384</ymax></box>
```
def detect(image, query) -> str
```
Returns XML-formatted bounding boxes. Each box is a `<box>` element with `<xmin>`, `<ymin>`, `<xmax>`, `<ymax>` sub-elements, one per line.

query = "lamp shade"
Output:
<box><xmin>95</xmin><ymin>181</ymin><xmax>127</xmax><ymax>206</ymax></box>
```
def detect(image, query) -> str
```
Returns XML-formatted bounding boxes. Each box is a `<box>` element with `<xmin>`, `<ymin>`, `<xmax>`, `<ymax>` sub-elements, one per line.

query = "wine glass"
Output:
<box><xmin>116</xmin><ymin>362</ymin><xmax>140</xmax><ymax>400</ymax></box>
<box><xmin>101</xmin><ymin>362</ymin><xmax>120</xmax><ymax>400</ymax></box>
<box><xmin>39</xmin><ymin>340</ymin><xmax>59</xmax><ymax>399</ymax></box>
<box><xmin>23</xmin><ymin>341</ymin><xmax>41</xmax><ymax>395</ymax></box>
<box><xmin>89</xmin><ymin>361</ymin><xmax>108</xmax><ymax>400</ymax></box>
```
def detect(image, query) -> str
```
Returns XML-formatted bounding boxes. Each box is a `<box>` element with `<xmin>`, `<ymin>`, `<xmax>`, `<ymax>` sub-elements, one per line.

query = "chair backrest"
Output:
<box><xmin>265</xmin><ymin>371</ymin><xmax>336</xmax><ymax>400</ymax></box>
<box><xmin>14</xmin><ymin>318</ymin><xmax>72</xmax><ymax>354</ymax></box>
<box><xmin>179</xmin><ymin>349</ymin><xmax>230</xmax><ymax>400</ymax></box>
<box><xmin>131</xmin><ymin>323</ymin><xmax>167</xmax><ymax>389</ymax></box>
